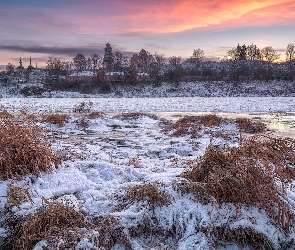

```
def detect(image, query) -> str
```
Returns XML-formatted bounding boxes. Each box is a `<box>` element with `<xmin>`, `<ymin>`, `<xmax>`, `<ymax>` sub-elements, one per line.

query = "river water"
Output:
<box><xmin>1</xmin><ymin>97</ymin><xmax>295</xmax><ymax>138</ymax></box>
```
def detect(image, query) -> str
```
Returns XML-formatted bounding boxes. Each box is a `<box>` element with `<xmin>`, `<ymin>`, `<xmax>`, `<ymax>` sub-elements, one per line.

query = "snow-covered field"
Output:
<box><xmin>1</xmin><ymin>80</ymin><xmax>295</xmax><ymax>98</ymax></box>
<box><xmin>1</xmin><ymin>96</ymin><xmax>295</xmax><ymax>113</ymax></box>
<box><xmin>1</xmin><ymin>97</ymin><xmax>295</xmax><ymax>249</ymax></box>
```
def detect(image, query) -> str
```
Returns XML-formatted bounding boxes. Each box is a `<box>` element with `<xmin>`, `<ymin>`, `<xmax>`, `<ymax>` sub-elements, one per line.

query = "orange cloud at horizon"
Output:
<box><xmin>78</xmin><ymin>0</ymin><xmax>295</xmax><ymax>35</ymax></box>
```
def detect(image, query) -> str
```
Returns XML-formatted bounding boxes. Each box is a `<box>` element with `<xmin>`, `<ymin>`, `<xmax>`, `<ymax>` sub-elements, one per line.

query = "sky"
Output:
<box><xmin>0</xmin><ymin>0</ymin><xmax>295</xmax><ymax>69</ymax></box>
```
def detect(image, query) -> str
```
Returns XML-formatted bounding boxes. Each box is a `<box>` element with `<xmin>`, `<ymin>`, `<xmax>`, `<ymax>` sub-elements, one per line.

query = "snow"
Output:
<box><xmin>69</xmin><ymin>71</ymin><xmax>96</xmax><ymax>77</ymax></box>
<box><xmin>0</xmin><ymin>96</ymin><xmax>295</xmax><ymax>249</ymax></box>
<box><xmin>0</xmin><ymin>96</ymin><xmax>295</xmax><ymax>113</ymax></box>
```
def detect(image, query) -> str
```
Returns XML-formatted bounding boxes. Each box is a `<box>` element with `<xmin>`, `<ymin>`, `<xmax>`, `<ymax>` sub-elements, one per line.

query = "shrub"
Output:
<box><xmin>211</xmin><ymin>226</ymin><xmax>275</xmax><ymax>249</ymax></box>
<box><xmin>164</xmin><ymin>114</ymin><xmax>222</xmax><ymax>137</ymax></box>
<box><xmin>86</xmin><ymin>111</ymin><xmax>105</xmax><ymax>119</ymax></box>
<box><xmin>115</xmin><ymin>112</ymin><xmax>159</xmax><ymax>120</ymax></box>
<box><xmin>73</xmin><ymin>101</ymin><xmax>93</xmax><ymax>113</ymax></box>
<box><xmin>236</xmin><ymin>117</ymin><xmax>266</xmax><ymax>133</ymax></box>
<box><xmin>180</xmin><ymin>136</ymin><xmax>295</xmax><ymax>231</ymax></box>
<box><xmin>9</xmin><ymin>202</ymin><xmax>89</xmax><ymax>250</ymax></box>
<box><xmin>4</xmin><ymin>203</ymin><xmax>133</xmax><ymax>250</ymax></box>
<box><xmin>123</xmin><ymin>183</ymin><xmax>170</xmax><ymax>207</ymax></box>
<box><xmin>0</xmin><ymin>111</ymin><xmax>61</xmax><ymax>180</ymax></box>
<box><xmin>41</xmin><ymin>113</ymin><xmax>70</xmax><ymax>127</ymax></box>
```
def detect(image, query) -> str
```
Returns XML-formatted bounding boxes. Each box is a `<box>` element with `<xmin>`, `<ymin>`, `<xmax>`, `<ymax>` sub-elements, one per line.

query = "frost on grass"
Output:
<box><xmin>0</xmin><ymin>110</ymin><xmax>62</xmax><ymax>180</ymax></box>
<box><xmin>1</xmin><ymin>109</ymin><xmax>295</xmax><ymax>249</ymax></box>
<box><xmin>181</xmin><ymin>135</ymin><xmax>295</xmax><ymax>232</ymax></box>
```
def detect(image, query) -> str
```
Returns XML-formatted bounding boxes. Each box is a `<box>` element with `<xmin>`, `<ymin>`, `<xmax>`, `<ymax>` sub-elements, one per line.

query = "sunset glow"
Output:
<box><xmin>0</xmin><ymin>0</ymin><xmax>295</xmax><ymax>68</ymax></box>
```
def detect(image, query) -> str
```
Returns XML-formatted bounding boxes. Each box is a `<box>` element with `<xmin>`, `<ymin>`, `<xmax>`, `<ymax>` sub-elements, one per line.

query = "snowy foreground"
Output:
<box><xmin>0</xmin><ymin>98</ymin><xmax>295</xmax><ymax>249</ymax></box>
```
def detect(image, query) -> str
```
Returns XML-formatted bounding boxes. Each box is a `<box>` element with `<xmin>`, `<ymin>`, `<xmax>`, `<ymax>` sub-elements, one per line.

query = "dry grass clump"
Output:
<box><xmin>164</xmin><ymin>114</ymin><xmax>222</xmax><ymax>137</ymax></box>
<box><xmin>8</xmin><ymin>202</ymin><xmax>89</xmax><ymax>250</ymax></box>
<box><xmin>78</xmin><ymin>115</ymin><xmax>89</xmax><ymax>129</ymax></box>
<box><xmin>0</xmin><ymin>111</ymin><xmax>61</xmax><ymax>180</ymax></box>
<box><xmin>123</xmin><ymin>183</ymin><xmax>171</xmax><ymax>207</ymax></box>
<box><xmin>0</xmin><ymin>110</ymin><xmax>14</xmax><ymax>119</ymax></box>
<box><xmin>85</xmin><ymin>111</ymin><xmax>105</xmax><ymax>119</ymax></box>
<box><xmin>41</xmin><ymin>113</ymin><xmax>70</xmax><ymax>127</ymax></box>
<box><xmin>73</xmin><ymin>101</ymin><xmax>93</xmax><ymax>113</ymax></box>
<box><xmin>90</xmin><ymin>215</ymin><xmax>132</xmax><ymax>249</ymax></box>
<box><xmin>180</xmin><ymin>136</ymin><xmax>295</xmax><ymax>231</ymax></box>
<box><xmin>4</xmin><ymin>204</ymin><xmax>132</xmax><ymax>250</ymax></box>
<box><xmin>115</xmin><ymin>112</ymin><xmax>159</xmax><ymax>120</ymax></box>
<box><xmin>211</xmin><ymin>226</ymin><xmax>275</xmax><ymax>249</ymax></box>
<box><xmin>7</xmin><ymin>184</ymin><xmax>34</xmax><ymax>209</ymax></box>
<box><xmin>236</xmin><ymin>117</ymin><xmax>266</xmax><ymax>133</ymax></box>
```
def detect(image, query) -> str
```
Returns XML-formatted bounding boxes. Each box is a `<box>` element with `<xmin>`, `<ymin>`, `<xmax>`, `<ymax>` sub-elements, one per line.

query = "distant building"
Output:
<box><xmin>66</xmin><ymin>71</ymin><xmax>97</xmax><ymax>82</ymax></box>
<box><xmin>104</xmin><ymin>71</ymin><xmax>125</xmax><ymax>82</ymax></box>
<box><xmin>131</xmin><ymin>49</ymin><xmax>153</xmax><ymax>69</ymax></box>
<box><xmin>16</xmin><ymin>58</ymin><xmax>25</xmax><ymax>73</ymax></box>
<box><xmin>27</xmin><ymin>57</ymin><xmax>35</xmax><ymax>72</ymax></box>
<box><xmin>103</xmin><ymin>42</ymin><xmax>114</xmax><ymax>68</ymax></box>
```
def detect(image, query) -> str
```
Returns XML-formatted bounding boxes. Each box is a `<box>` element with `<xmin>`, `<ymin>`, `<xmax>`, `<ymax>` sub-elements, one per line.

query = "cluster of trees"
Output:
<box><xmin>4</xmin><ymin>42</ymin><xmax>295</xmax><ymax>84</ymax></box>
<box><xmin>186</xmin><ymin>43</ymin><xmax>295</xmax><ymax>81</ymax></box>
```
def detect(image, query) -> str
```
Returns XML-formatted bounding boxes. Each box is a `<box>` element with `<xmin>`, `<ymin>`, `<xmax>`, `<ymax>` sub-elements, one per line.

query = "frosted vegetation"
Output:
<box><xmin>0</xmin><ymin>98</ymin><xmax>295</xmax><ymax>249</ymax></box>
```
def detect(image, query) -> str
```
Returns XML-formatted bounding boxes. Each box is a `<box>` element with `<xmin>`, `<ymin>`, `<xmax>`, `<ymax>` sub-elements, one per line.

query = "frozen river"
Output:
<box><xmin>1</xmin><ymin>97</ymin><xmax>295</xmax><ymax>113</ymax></box>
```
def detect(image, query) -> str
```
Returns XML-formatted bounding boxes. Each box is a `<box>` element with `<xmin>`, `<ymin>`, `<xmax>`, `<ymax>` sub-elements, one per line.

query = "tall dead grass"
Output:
<box><xmin>0</xmin><ymin>110</ymin><xmax>61</xmax><ymax>180</ymax></box>
<box><xmin>163</xmin><ymin>114</ymin><xmax>222</xmax><ymax>137</ymax></box>
<box><xmin>41</xmin><ymin>113</ymin><xmax>70</xmax><ymax>127</ymax></box>
<box><xmin>10</xmin><ymin>202</ymin><xmax>88</xmax><ymax>250</ymax></box>
<box><xmin>4</xmin><ymin>202</ymin><xmax>132</xmax><ymax>250</ymax></box>
<box><xmin>115</xmin><ymin>112</ymin><xmax>170</xmax><ymax>124</ymax></box>
<box><xmin>211</xmin><ymin>226</ymin><xmax>275</xmax><ymax>249</ymax></box>
<box><xmin>236</xmin><ymin>117</ymin><xmax>266</xmax><ymax>133</ymax></box>
<box><xmin>180</xmin><ymin>135</ymin><xmax>295</xmax><ymax>232</ymax></box>
<box><xmin>122</xmin><ymin>183</ymin><xmax>171</xmax><ymax>207</ymax></box>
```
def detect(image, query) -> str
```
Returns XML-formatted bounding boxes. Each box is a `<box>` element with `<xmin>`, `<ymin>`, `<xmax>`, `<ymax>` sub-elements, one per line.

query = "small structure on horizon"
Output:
<box><xmin>103</xmin><ymin>42</ymin><xmax>114</xmax><ymax>69</ymax></box>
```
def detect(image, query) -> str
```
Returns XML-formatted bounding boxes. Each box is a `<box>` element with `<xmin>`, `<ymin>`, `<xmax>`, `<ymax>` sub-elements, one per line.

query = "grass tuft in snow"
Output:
<box><xmin>73</xmin><ymin>100</ymin><xmax>93</xmax><ymax>113</ymax></box>
<box><xmin>210</xmin><ymin>226</ymin><xmax>275</xmax><ymax>249</ymax></box>
<box><xmin>181</xmin><ymin>136</ymin><xmax>295</xmax><ymax>232</ymax></box>
<box><xmin>122</xmin><ymin>183</ymin><xmax>171</xmax><ymax>207</ymax></box>
<box><xmin>41</xmin><ymin>113</ymin><xmax>70</xmax><ymax>127</ymax></box>
<box><xmin>236</xmin><ymin>117</ymin><xmax>266</xmax><ymax>133</ymax></box>
<box><xmin>0</xmin><ymin>110</ymin><xmax>62</xmax><ymax>180</ymax></box>
<box><xmin>4</xmin><ymin>201</ymin><xmax>88</xmax><ymax>250</ymax></box>
<box><xmin>164</xmin><ymin>114</ymin><xmax>222</xmax><ymax>138</ymax></box>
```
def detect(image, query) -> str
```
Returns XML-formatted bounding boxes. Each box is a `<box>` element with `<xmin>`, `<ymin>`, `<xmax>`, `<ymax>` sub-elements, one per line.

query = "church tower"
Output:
<box><xmin>103</xmin><ymin>42</ymin><xmax>114</xmax><ymax>68</ymax></box>
<box><xmin>27</xmin><ymin>56</ymin><xmax>35</xmax><ymax>72</ymax></box>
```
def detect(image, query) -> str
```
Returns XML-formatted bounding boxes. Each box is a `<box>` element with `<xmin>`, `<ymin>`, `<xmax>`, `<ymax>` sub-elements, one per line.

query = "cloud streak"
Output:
<box><xmin>0</xmin><ymin>44</ymin><xmax>105</xmax><ymax>57</ymax></box>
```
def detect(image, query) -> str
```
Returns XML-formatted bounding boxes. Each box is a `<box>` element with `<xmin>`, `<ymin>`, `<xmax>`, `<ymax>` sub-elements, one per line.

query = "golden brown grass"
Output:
<box><xmin>85</xmin><ymin>111</ymin><xmax>105</xmax><ymax>119</ymax></box>
<box><xmin>115</xmin><ymin>112</ymin><xmax>170</xmax><ymax>124</ymax></box>
<box><xmin>7</xmin><ymin>184</ymin><xmax>34</xmax><ymax>209</ymax></box>
<box><xmin>163</xmin><ymin>114</ymin><xmax>222</xmax><ymax>137</ymax></box>
<box><xmin>123</xmin><ymin>183</ymin><xmax>171</xmax><ymax>207</ymax></box>
<box><xmin>211</xmin><ymin>226</ymin><xmax>275</xmax><ymax>249</ymax></box>
<box><xmin>180</xmin><ymin>136</ymin><xmax>295</xmax><ymax>232</ymax></box>
<box><xmin>4</xmin><ymin>202</ymin><xmax>132</xmax><ymax>250</ymax></box>
<box><xmin>115</xmin><ymin>112</ymin><xmax>159</xmax><ymax>120</ymax></box>
<box><xmin>41</xmin><ymin>113</ymin><xmax>70</xmax><ymax>127</ymax></box>
<box><xmin>73</xmin><ymin>101</ymin><xmax>93</xmax><ymax>113</ymax></box>
<box><xmin>11</xmin><ymin>202</ymin><xmax>89</xmax><ymax>250</ymax></box>
<box><xmin>0</xmin><ymin>110</ymin><xmax>62</xmax><ymax>180</ymax></box>
<box><xmin>236</xmin><ymin>117</ymin><xmax>266</xmax><ymax>133</ymax></box>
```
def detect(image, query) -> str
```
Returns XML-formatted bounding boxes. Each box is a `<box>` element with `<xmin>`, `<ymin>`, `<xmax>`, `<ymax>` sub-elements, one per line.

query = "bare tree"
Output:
<box><xmin>247</xmin><ymin>44</ymin><xmax>261</xmax><ymax>60</ymax></box>
<box><xmin>286</xmin><ymin>43</ymin><xmax>295</xmax><ymax>79</ymax></box>
<box><xmin>150</xmin><ymin>53</ymin><xmax>166</xmax><ymax>84</ymax></box>
<box><xmin>90</xmin><ymin>54</ymin><xmax>102</xmax><ymax>72</ymax></box>
<box><xmin>73</xmin><ymin>53</ymin><xmax>87</xmax><ymax>72</ymax></box>
<box><xmin>192</xmin><ymin>49</ymin><xmax>204</xmax><ymax>61</ymax></box>
<box><xmin>46</xmin><ymin>58</ymin><xmax>72</xmax><ymax>81</ymax></box>
<box><xmin>166</xmin><ymin>56</ymin><xmax>183</xmax><ymax>83</ymax></box>
<box><xmin>6</xmin><ymin>63</ymin><xmax>15</xmax><ymax>75</ymax></box>
<box><xmin>261</xmin><ymin>46</ymin><xmax>280</xmax><ymax>79</ymax></box>
<box><xmin>113</xmin><ymin>52</ymin><xmax>123</xmax><ymax>71</ymax></box>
